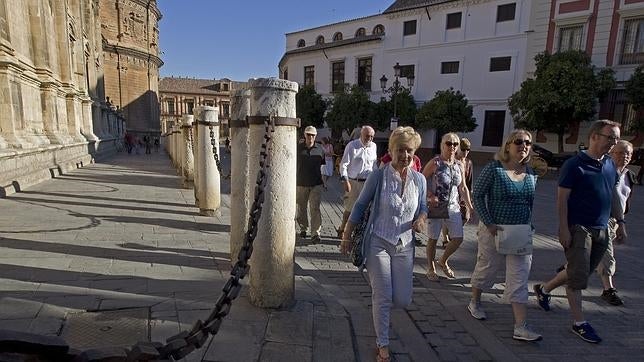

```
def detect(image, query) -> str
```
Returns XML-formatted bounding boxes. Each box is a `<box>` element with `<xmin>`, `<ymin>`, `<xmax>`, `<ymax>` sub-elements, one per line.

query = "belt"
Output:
<box><xmin>349</xmin><ymin>177</ymin><xmax>367</xmax><ymax>182</ymax></box>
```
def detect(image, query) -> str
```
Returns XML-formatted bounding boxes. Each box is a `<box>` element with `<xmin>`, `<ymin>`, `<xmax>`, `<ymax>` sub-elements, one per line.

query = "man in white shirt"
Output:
<box><xmin>337</xmin><ymin>125</ymin><xmax>378</xmax><ymax>238</ymax></box>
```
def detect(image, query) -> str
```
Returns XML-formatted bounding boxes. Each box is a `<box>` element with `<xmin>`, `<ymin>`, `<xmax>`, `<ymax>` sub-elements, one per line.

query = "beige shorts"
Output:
<box><xmin>597</xmin><ymin>218</ymin><xmax>618</xmax><ymax>277</ymax></box>
<box><xmin>343</xmin><ymin>179</ymin><xmax>365</xmax><ymax>212</ymax></box>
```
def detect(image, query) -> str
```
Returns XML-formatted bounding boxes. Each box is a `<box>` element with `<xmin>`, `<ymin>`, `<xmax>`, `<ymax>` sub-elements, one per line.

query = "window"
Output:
<box><xmin>399</xmin><ymin>64</ymin><xmax>415</xmax><ymax>78</ymax></box>
<box><xmin>331</xmin><ymin>61</ymin><xmax>345</xmax><ymax>93</ymax></box>
<box><xmin>441</xmin><ymin>61</ymin><xmax>460</xmax><ymax>74</ymax></box>
<box><xmin>357</xmin><ymin>58</ymin><xmax>372</xmax><ymax>91</ymax></box>
<box><xmin>186</xmin><ymin>100</ymin><xmax>194</xmax><ymax>115</ymax></box>
<box><xmin>403</xmin><ymin>20</ymin><xmax>417</xmax><ymax>36</ymax></box>
<box><xmin>446</xmin><ymin>12</ymin><xmax>462</xmax><ymax>29</ymax></box>
<box><xmin>297</xmin><ymin>39</ymin><xmax>305</xmax><ymax>48</ymax></box>
<box><xmin>496</xmin><ymin>3</ymin><xmax>516</xmax><ymax>22</ymax></box>
<box><xmin>283</xmin><ymin>68</ymin><xmax>288</xmax><ymax>80</ymax></box>
<box><xmin>620</xmin><ymin>17</ymin><xmax>644</xmax><ymax>65</ymax></box>
<box><xmin>316</xmin><ymin>35</ymin><xmax>325</xmax><ymax>45</ymax></box>
<box><xmin>221</xmin><ymin>102</ymin><xmax>230</xmax><ymax>118</ymax></box>
<box><xmin>222</xmin><ymin>83</ymin><xmax>229</xmax><ymax>91</ymax></box>
<box><xmin>333</xmin><ymin>32</ymin><xmax>343</xmax><ymax>41</ymax></box>
<box><xmin>167</xmin><ymin>99</ymin><xmax>175</xmax><ymax>115</ymax></box>
<box><xmin>373</xmin><ymin>24</ymin><xmax>385</xmax><ymax>35</ymax></box>
<box><xmin>355</xmin><ymin>28</ymin><xmax>366</xmax><ymax>37</ymax></box>
<box><xmin>482</xmin><ymin>111</ymin><xmax>506</xmax><ymax>147</ymax></box>
<box><xmin>304</xmin><ymin>65</ymin><xmax>315</xmax><ymax>87</ymax></box>
<box><xmin>558</xmin><ymin>25</ymin><xmax>584</xmax><ymax>52</ymax></box>
<box><xmin>489</xmin><ymin>56</ymin><xmax>512</xmax><ymax>72</ymax></box>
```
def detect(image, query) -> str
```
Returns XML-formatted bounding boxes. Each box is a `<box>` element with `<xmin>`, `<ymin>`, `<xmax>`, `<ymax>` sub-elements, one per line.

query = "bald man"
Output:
<box><xmin>337</xmin><ymin>125</ymin><xmax>378</xmax><ymax>238</ymax></box>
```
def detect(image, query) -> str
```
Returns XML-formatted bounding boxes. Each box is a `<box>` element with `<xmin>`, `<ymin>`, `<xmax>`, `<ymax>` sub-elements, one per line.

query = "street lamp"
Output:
<box><xmin>380</xmin><ymin>62</ymin><xmax>414</xmax><ymax>130</ymax></box>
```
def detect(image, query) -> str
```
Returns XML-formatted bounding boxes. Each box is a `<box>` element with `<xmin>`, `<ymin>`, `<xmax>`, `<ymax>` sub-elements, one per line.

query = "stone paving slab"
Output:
<box><xmin>0</xmin><ymin>150</ymin><xmax>642</xmax><ymax>361</ymax></box>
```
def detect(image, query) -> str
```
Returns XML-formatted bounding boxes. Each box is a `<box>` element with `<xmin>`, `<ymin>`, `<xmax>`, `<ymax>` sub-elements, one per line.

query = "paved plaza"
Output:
<box><xmin>0</xmin><ymin>150</ymin><xmax>642</xmax><ymax>361</ymax></box>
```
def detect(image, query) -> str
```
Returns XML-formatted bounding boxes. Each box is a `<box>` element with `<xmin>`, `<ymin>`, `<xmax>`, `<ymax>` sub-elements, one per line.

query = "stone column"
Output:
<box><xmin>168</xmin><ymin>124</ymin><xmax>175</xmax><ymax>165</ymax></box>
<box><xmin>229</xmin><ymin>89</ymin><xmax>250</xmax><ymax>265</ymax></box>
<box><xmin>180</xmin><ymin>114</ymin><xmax>194</xmax><ymax>187</ymax></box>
<box><xmin>248</xmin><ymin>78</ymin><xmax>298</xmax><ymax>308</ymax></box>
<box><xmin>192</xmin><ymin>106</ymin><xmax>203</xmax><ymax>208</ymax></box>
<box><xmin>173</xmin><ymin>125</ymin><xmax>181</xmax><ymax>169</ymax></box>
<box><xmin>81</xmin><ymin>97</ymin><xmax>97</xmax><ymax>141</ymax></box>
<box><xmin>196</xmin><ymin>106</ymin><xmax>220</xmax><ymax>216</ymax></box>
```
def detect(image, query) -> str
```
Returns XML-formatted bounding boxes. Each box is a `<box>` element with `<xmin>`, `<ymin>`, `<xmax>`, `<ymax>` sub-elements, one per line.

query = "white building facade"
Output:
<box><xmin>280</xmin><ymin>0</ymin><xmax>535</xmax><ymax>154</ymax></box>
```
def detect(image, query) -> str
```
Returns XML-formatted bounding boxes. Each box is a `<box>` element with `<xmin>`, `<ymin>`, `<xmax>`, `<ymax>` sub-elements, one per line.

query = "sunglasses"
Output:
<box><xmin>445</xmin><ymin>141</ymin><xmax>459</xmax><ymax>147</ymax></box>
<box><xmin>461</xmin><ymin>148</ymin><xmax>471</xmax><ymax>152</ymax></box>
<box><xmin>512</xmin><ymin>139</ymin><xmax>532</xmax><ymax>146</ymax></box>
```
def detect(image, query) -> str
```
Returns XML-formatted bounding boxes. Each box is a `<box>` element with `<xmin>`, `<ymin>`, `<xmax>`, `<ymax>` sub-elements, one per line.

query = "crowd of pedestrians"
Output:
<box><xmin>123</xmin><ymin>132</ymin><xmax>159</xmax><ymax>155</ymax></box>
<box><xmin>294</xmin><ymin>119</ymin><xmax>636</xmax><ymax>361</ymax></box>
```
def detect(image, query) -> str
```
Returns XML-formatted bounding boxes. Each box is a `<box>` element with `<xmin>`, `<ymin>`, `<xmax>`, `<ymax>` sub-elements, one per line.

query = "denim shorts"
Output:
<box><xmin>565</xmin><ymin>224</ymin><xmax>609</xmax><ymax>290</ymax></box>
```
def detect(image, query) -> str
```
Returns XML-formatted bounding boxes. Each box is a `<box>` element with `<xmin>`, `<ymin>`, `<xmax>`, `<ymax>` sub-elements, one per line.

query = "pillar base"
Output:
<box><xmin>199</xmin><ymin>208</ymin><xmax>220</xmax><ymax>217</ymax></box>
<box><xmin>182</xmin><ymin>179</ymin><xmax>194</xmax><ymax>189</ymax></box>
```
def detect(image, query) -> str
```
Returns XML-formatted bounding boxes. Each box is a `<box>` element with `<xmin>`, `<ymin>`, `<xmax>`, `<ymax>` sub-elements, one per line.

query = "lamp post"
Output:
<box><xmin>380</xmin><ymin>62</ymin><xmax>414</xmax><ymax>130</ymax></box>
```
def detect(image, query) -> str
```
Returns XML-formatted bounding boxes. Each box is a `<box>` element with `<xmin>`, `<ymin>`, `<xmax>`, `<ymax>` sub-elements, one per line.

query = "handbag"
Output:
<box><xmin>494</xmin><ymin>224</ymin><xmax>534</xmax><ymax>255</ymax></box>
<box><xmin>350</xmin><ymin>206</ymin><xmax>370</xmax><ymax>267</ymax></box>
<box><xmin>428</xmin><ymin>201</ymin><xmax>449</xmax><ymax>219</ymax></box>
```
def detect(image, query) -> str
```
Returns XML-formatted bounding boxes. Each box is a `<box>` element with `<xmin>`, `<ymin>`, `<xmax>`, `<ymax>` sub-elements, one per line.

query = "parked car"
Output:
<box><xmin>531</xmin><ymin>144</ymin><xmax>575</xmax><ymax>169</ymax></box>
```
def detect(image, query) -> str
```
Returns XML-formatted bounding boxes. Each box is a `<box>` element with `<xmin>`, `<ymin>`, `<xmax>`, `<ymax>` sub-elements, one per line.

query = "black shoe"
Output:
<box><xmin>534</xmin><ymin>284</ymin><xmax>551</xmax><ymax>311</ymax></box>
<box><xmin>601</xmin><ymin>288</ymin><xmax>624</xmax><ymax>306</ymax></box>
<box><xmin>299</xmin><ymin>231</ymin><xmax>307</xmax><ymax>238</ymax></box>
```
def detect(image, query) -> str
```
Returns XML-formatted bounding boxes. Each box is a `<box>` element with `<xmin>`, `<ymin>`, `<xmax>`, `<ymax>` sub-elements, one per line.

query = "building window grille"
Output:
<box><xmin>333</xmin><ymin>32</ymin><xmax>343</xmax><ymax>41</ymax></box>
<box><xmin>557</xmin><ymin>25</ymin><xmax>584</xmax><ymax>52</ymax></box>
<box><xmin>316</xmin><ymin>35</ymin><xmax>325</xmax><ymax>45</ymax></box>
<box><xmin>373</xmin><ymin>24</ymin><xmax>385</xmax><ymax>35</ymax></box>
<box><xmin>620</xmin><ymin>17</ymin><xmax>644</xmax><ymax>65</ymax></box>
<box><xmin>403</xmin><ymin>20</ymin><xmax>417</xmax><ymax>36</ymax></box>
<box><xmin>489</xmin><ymin>56</ymin><xmax>512</xmax><ymax>72</ymax></box>
<box><xmin>304</xmin><ymin>66</ymin><xmax>315</xmax><ymax>87</ymax></box>
<box><xmin>186</xmin><ymin>100</ymin><xmax>194</xmax><ymax>115</ymax></box>
<box><xmin>496</xmin><ymin>3</ymin><xmax>516</xmax><ymax>22</ymax></box>
<box><xmin>441</xmin><ymin>61</ymin><xmax>460</xmax><ymax>74</ymax></box>
<box><xmin>167</xmin><ymin>99</ymin><xmax>175</xmax><ymax>115</ymax></box>
<box><xmin>399</xmin><ymin>64</ymin><xmax>415</xmax><ymax>78</ymax></box>
<box><xmin>446</xmin><ymin>12</ymin><xmax>462</xmax><ymax>29</ymax></box>
<box><xmin>297</xmin><ymin>39</ymin><xmax>305</xmax><ymax>48</ymax></box>
<box><xmin>332</xmin><ymin>61</ymin><xmax>345</xmax><ymax>93</ymax></box>
<box><xmin>357</xmin><ymin>58</ymin><xmax>372</xmax><ymax>91</ymax></box>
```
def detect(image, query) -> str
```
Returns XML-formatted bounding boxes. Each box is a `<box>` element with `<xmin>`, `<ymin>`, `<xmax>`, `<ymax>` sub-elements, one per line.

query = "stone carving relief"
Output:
<box><xmin>0</xmin><ymin>2</ymin><xmax>10</xmax><ymax>41</ymax></box>
<box><xmin>122</xmin><ymin>10</ymin><xmax>144</xmax><ymax>38</ymax></box>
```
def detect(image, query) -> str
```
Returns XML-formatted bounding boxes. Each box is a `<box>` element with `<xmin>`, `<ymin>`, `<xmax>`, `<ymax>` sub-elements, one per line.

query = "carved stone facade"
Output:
<box><xmin>0</xmin><ymin>0</ymin><xmax>161</xmax><ymax>196</ymax></box>
<box><xmin>100</xmin><ymin>0</ymin><xmax>163</xmax><ymax>135</ymax></box>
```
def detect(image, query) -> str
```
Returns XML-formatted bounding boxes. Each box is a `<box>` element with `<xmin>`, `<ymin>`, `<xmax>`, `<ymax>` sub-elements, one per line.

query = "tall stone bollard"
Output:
<box><xmin>192</xmin><ymin>107</ymin><xmax>203</xmax><ymax>208</ymax></box>
<box><xmin>229</xmin><ymin>89</ymin><xmax>251</xmax><ymax>265</ymax></box>
<box><xmin>196</xmin><ymin>106</ymin><xmax>220</xmax><ymax>216</ymax></box>
<box><xmin>248</xmin><ymin>78</ymin><xmax>299</xmax><ymax>308</ymax></box>
<box><xmin>174</xmin><ymin>125</ymin><xmax>183</xmax><ymax>174</ymax></box>
<box><xmin>181</xmin><ymin>115</ymin><xmax>195</xmax><ymax>189</ymax></box>
<box><xmin>168</xmin><ymin>124</ymin><xmax>176</xmax><ymax>165</ymax></box>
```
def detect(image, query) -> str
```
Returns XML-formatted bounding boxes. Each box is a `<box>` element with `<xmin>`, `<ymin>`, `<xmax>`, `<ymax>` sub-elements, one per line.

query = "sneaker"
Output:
<box><xmin>571</xmin><ymin>322</ymin><xmax>602</xmax><ymax>343</ymax></box>
<box><xmin>513</xmin><ymin>323</ymin><xmax>542</xmax><ymax>342</ymax></box>
<box><xmin>310</xmin><ymin>235</ymin><xmax>321</xmax><ymax>243</ymax></box>
<box><xmin>467</xmin><ymin>301</ymin><xmax>487</xmax><ymax>320</ymax></box>
<box><xmin>533</xmin><ymin>284</ymin><xmax>551</xmax><ymax>311</ymax></box>
<box><xmin>299</xmin><ymin>231</ymin><xmax>307</xmax><ymax>238</ymax></box>
<box><xmin>601</xmin><ymin>288</ymin><xmax>624</xmax><ymax>306</ymax></box>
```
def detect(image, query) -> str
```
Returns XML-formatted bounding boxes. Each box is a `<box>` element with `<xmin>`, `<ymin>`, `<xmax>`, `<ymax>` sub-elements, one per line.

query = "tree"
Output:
<box><xmin>296</xmin><ymin>85</ymin><xmax>327</xmax><ymax>129</ymax></box>
<box><xmin>625</xmin><ymin>65</ymin><xmax>644</xmax><ymax>134</ymax></box>
<box><xmin>508</xmin><ymin>50</ymin><xmax>616</xmax><ymax>152</ymax></box>
<box><xmin>371</xmin><ymin>87</ymin><xmax>417</xmax><ymax>130</ymax></box>
<box><xmin>325</xmin><ymin>84</ymin><xmax>374</xmax><ymax>137</ymax></box>
<box><xmin>416</xmin><ymin>88</ymin><xmax>477</xmax><ymax>138</ymax></box>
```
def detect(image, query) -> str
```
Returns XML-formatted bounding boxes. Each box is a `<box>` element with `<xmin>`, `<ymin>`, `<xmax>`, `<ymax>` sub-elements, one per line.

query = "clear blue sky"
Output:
<box><xmin>158</xmin><ymin>0</ymin><xmax>392</xmax><ymax>81</ymax></box>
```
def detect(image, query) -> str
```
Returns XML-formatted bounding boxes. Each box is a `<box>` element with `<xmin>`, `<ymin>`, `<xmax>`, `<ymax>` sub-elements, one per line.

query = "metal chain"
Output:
<box><xmin>152</xmin><ymin>117</ymin><xmax>275</xmax><ymax>360</ymax></box>
<box><xmin>210</xmin><ymin>126</ymin><xmax>231</xmax><ymax>179</ymax></box>
<box><xmin>188</xmin><ymin>126</ymin><xmax>195</xmax><ymax>155</ymax></box>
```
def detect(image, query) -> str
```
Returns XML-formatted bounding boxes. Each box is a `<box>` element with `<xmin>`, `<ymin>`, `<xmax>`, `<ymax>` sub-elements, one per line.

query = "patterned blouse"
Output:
<box><xmin>472</xmin><ymin>160</ymin><xmax>536</xmax><ymax>225</ymax></box>
<box><xmin>428</xmin><ymin>156</ymin><xmax>462</xmax><ymax>212</ymax></box>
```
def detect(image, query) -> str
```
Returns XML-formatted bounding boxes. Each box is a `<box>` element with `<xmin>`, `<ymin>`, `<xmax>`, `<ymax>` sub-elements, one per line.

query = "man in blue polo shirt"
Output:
<box><xmin>533</xmin><ymin>119</ymin><xmax>624</xmax><ymax>344</ymax></box>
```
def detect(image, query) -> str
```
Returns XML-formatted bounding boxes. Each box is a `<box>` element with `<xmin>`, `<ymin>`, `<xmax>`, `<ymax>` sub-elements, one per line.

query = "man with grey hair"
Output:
<box><xmin>533</xmin><ymin>119</ymin><xmax>623</xmax><ymax>344</ymax></box>
<box><xmin>296</xmin><ymin>126</ymin><xmax>326</xmax><ymax>243</ymax></box>
<box><xmin>337</xmin><ymin>125</ymin><xmax>378</xmax><ymax>238</ymax></box>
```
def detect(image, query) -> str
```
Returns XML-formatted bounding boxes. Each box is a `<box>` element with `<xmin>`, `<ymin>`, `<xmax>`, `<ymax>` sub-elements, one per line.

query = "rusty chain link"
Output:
<box><xmin>154</xmin><ymin>117</ymin><xmax>275</xmax><ymax>360</ymax></box>
<box><xmin>209</xmin><ymin>126</ymin><xmax>231</xmax><ymax>179</ymax></box>
<box><xmin>188</xmin><ymin>126</ymin><xmax>195</xmax><ymax>155</ymax></box>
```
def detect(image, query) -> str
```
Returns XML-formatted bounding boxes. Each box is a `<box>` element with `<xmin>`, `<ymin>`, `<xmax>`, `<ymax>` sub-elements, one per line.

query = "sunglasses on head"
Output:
<box><xmin>445</xmin><ymin>141</ymin><xmax>459</xmax><ymax>147</ymax></box>
<box><xmin>512</xmin><ymin>139</ymin><xmax>532</xmax><ymax>146</ymax></box>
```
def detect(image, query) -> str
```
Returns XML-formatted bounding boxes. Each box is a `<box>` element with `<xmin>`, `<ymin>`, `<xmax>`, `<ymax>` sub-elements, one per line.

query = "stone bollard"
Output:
<box><xmin>248</xmin><ymin>78</ymin><xmax>299</xmax><ymax>308</ymax></box>
<box><xmin>181</xmin><ymin>114</ymin><xmax>195</xmax><ymax>189</ymax></box>
<box><xmin>192</xmin><ymin>106</ymin><xmax>203</xmax><ymax>208</ymax></box>
<box><xmin>168</xmin><ymin>124</ymin><xmax>176</xmax><ymax>165</ymax></box>
<box><xmin>174</xmin><ymin>125</ymin><xmax>183</xmax><ymax>174</ymax></box>
<box><xmin>196</xmin><ymin>106</ymin><xmax>220</xmax><ymax>216</ymax></box>
<box><xmin>229</xmin><ymin>89</ymin><xmax>251</xmax><ymax>265</ymax></box>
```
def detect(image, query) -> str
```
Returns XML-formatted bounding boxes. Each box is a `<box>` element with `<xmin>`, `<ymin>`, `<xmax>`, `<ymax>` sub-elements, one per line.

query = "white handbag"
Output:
<box><xmin>495</xmin><ymin>224</ymin><xmax>534</xmax><ymax>255</ymax></box>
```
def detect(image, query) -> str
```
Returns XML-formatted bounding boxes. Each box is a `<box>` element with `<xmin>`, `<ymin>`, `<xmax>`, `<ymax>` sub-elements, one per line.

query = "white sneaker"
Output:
<box><xmin>467</xmin><ymin>301</ymin><xmax>487</xmax><ymax>320</ymax></box>
<box><xmin>513</xmin><ymin>323</ymin><xmax>542</xmax><ymax>342</ymax></box>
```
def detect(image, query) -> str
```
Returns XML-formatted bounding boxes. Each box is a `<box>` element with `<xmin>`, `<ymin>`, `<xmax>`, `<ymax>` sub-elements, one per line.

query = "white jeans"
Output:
<box><xmin>470</xmin><ymin>223</ymin><xmax>532</xmax><ymax>304</ymax></box>
<box><xmin>367</xmin><ymin>235</ymin><xmax>414</xmax><ymax>347</ymax></box>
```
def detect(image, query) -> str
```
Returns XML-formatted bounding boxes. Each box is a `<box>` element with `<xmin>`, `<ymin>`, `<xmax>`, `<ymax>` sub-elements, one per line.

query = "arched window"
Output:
<box><xmin>316</xmin><ymin>35</ymin><xmax>325</xmax><ymax>45</ymax></box>
<box><xmin>333</xmin><ymin>32</ymin><xmax>343</xmax><ymax>41</ymax></box>
<box><xmin>297</xmin><ymin>39</ymin><xmax>306</xmax><ymax>48</ymax></box>
<box><xmin>373</xmin><ymin>24</ymin><xmax>385</xmax><ymax>35</ymax></box>
<box><xmin>355</xmin><ymin>27</ymin><xmax>366</xmax><ymax>37</ymax></box>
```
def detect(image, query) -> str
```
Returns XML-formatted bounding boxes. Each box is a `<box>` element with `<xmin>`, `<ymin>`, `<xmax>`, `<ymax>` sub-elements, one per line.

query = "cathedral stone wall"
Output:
<box><xmin>0</xmin><ymin>0</ymin><xmax>160</xmax><ymax>197</ymax></box>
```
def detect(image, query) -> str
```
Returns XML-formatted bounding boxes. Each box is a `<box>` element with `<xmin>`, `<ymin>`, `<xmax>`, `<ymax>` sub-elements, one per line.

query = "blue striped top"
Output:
<box><xmin>472</xmin><ymin>160</ymin><xmax>536</xmax><ymax>226</ymax></box>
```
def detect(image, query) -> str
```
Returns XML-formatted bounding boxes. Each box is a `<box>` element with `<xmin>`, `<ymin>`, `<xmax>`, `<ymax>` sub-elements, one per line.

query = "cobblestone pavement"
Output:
<box><xmin>0</xmin><ymin>150</ymin><xmax>642</xmax><ymax>361</ymax></box>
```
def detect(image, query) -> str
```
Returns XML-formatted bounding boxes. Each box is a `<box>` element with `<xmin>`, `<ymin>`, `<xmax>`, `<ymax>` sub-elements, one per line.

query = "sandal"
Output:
<box><xmin>426</xmin><ymin>270</ymin><xmax>439</xmax><ymax>281</ymax></box>
<box><xmin>376</xmin><ymin>346</ymin><xmax>390</xmax><ymax>362</ymax></box>
<box><xmin>436</xmin><ymin>260</ymin><xmax>455</xmax><ymax>279</ymax></box>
